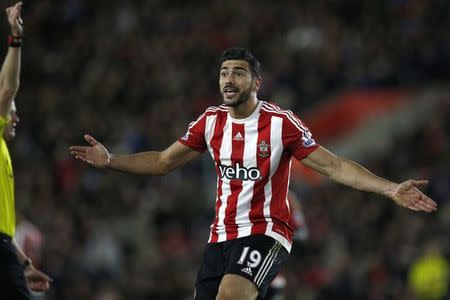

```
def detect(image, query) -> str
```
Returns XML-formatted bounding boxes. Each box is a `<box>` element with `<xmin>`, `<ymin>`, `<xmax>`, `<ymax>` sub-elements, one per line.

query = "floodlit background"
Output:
<box><xmin>2</xmin><ymin>0</ymin><xmax>449</xmax><ymax>299</ymax></box>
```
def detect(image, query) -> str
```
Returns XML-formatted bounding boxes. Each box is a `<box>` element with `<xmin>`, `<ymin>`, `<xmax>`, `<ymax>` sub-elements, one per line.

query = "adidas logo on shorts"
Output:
<box><xmin>241</xmin><ymin>266</ymin><xmax>253</xmax><ymax>276</ymax></box>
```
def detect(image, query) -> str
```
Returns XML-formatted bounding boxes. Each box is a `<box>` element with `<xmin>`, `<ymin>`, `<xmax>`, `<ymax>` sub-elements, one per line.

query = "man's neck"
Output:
<box><xmin>228</xmin><ymin>97</ymin><xmax>259</xmax><ymax>119</ymax></box>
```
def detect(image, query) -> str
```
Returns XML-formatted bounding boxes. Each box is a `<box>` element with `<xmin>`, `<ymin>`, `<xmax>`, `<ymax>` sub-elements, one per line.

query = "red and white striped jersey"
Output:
<box><xmin>178</xmin><ymin>101</ymin><xmax>318</xmax><ymax>252</ymax></box>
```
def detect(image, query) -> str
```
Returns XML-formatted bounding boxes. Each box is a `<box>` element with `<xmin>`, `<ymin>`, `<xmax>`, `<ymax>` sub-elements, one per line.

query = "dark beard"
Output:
<box><xmin>223</xmin><ymin>87</ymin><xmax>252</xmax><ymax>107</ymax></box>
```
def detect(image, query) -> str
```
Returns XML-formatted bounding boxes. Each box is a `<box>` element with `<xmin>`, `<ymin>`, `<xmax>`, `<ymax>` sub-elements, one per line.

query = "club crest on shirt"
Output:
<box><xmin>257</xmin><ymin>140</ymin><xmax>270</xmax><ymax>158</ymax></box>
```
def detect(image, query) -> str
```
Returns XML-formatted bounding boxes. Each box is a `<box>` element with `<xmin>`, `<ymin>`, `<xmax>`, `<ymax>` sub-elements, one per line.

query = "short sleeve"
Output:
<box><xmin>178</xmin><ymin>113</ymin><xmax>207</xmax><ymax>152</ymax></box>
<box><xmin>283</xmin><ymin>112</ymin><xmax>319</xmax><ymax>160</ymax></box>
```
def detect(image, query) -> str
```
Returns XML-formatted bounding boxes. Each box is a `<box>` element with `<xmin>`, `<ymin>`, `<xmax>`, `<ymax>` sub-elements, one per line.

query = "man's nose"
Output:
<box><xmin>225</xmin><ymin>74</ymin><xmax>235</xmax><ymax>84</ymax></box>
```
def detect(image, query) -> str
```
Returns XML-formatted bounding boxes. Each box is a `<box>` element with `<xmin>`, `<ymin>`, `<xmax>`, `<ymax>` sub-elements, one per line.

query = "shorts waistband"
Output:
<box><xmin>0</xmin><ymin>232</ymin><xmax>12</xmax><ymax>242</ymax></box>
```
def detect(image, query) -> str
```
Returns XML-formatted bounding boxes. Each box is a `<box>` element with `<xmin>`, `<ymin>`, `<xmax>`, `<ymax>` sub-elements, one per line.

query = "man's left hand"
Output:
<box><xmin>389</xmin><ymin>179</ymin><xmax>438</xmax><ymax>212</ymax></box>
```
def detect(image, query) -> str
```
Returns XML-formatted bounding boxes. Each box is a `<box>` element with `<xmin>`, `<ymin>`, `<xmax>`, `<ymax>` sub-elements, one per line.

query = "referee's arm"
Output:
<box><xmin>12</xmin><ymin>239</ymin><xmax>28</xmax><ymax>265</ymax></box>
<box><xmin>0</xmin><ymin>2</ymin><xmax>22</xmax><ymax>117</ymax></box>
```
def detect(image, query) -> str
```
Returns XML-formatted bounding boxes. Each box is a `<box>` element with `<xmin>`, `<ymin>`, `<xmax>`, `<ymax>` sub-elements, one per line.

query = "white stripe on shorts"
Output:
<box><xmin>254</xmin><ymin>242</ymin><xmax>282</xmax><ymax>287</ymax></box>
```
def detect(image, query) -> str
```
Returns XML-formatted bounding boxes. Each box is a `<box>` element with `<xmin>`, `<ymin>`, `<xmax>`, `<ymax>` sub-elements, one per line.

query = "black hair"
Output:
<box><xmin>219</xmin><ymin>47</ymin><xmax>262</xmax><ymax>78</ymax></box>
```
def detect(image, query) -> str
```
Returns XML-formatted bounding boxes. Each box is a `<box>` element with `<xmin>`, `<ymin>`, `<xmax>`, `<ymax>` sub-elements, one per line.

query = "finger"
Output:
<box><xmin>398</xmin><ymin>180</ymin><xmax>414</xmax><ymax>192</ymax></box>
<box><xmin>421</xmin><ymin>193</ymin><xmax>436</xmax><ymax>204</ymax></box>
<box><xmin>29</xmin><ymin>281</ymin><xmax>50</xmax><ymax>292</ymax></box>
<box><xmin>70</xmin><ymin>150</ymin><xmax>87</xmax><ymax>157</ymax></box>
<box><xmin>419</xmin><ymin>193</ymin><xmax>437</xmax><ymax>207</ymax></box>
<box><xmin>84</xmin><ymin>134</ymin><xmax>99</xmax><ymax>146</ymax></box>
<box><xmin>408</xmin><ymin>201</ymin><xmax>424</xmax><ymax>211</ymax></box>
<box><xmin>419</xmin><ymin>205</ymin><xmax>435</xmax><ymax>213</ymax></box>
<box><xmin>406</xmin><ymin>204</ymin><xmax>420</xmax><ymax>212</ymax></box>
<box><xmin>400</xmin><ymin>192</ymin><xmax>437</xmax><ymax>212</ymax></box>
<box><xmin>420</xmin><ymin>197</ymin><xmax>438</xmax><ymax>210</ymax></box>
<box><xmin>10</xmin><ymin>4</ymin><xmax>19</xmax><ymax>17</ymax></box>
<box><xmin>16</xmin><ymin>9</ymin><xmax>22</xmax><ymax>23</ymax></box>
<box><xmin>416</xmin><ymin>201</ymin><xmax>435</xmax><ymax>212</ymax></box>
<box><xmin>419</xmin><ymin>198</ymin><xmax>438</xmax><ymax>212</ymax></box>
<box><xmin>412</xmin><ymin>196</ymin><xmax>437</xmax><ymax>212</ymax></box>
<box><xmin>31</xmin><ymin>286</ymin><xmax>46</xmax><ymax>292</ymax></box>
<box><xmin>39</xmin><ymin>273</ymin><xmax>53</xmax><ymax>282</ymax></box>
<box><xmin>41</xmin><ymin>281</ymin><xmax>50</xmax><ymax>291</ymax></box>
<box><xmin>6</xmin><ymin>8</ymin><xmax>12</xmax><ymax>19</ymax></box>
<box><xmin>29</xmin><ymin>271</ymin><xmax>53</xmax><ymax>282</ymax></box>
<box><xmin>28</xmin><ymin>282</ymin><xmax>41</xmax><ymax>291</ymax></box>
<box><xmin>414</xmin><ymin>202</ymin><xmax>433</xmax><ymax>212</ymax></box>
<box><xmin>11</xmin><ymin>2</ymin><xmax>22</xmax><ymax>15</ymax></box>
<box><xmin>69</xmin><ymin>146</ymin><xmax>88</xmax><ymax>153</ymax></box>
<box><xmin>411</xmin><ymin>180</ymin><xmax>429</xmax><ymax>187</ymax></box>
<box><xmin>26</xmin><ymin>270</ymin><xmax>52</xmax><ymax>281</ymax></box>
<box><xmin>73</xmin><ymin>152</ymin><xmax>89</xmax><ymax>159</ymax></box>
<box><xmin>421</xmin><ymin>195</ymin><xmax>437</xmax><ymax>207</ymax></box>
<box><xmin>16</xmin><ymin>2</ymin><xmax>23</xmax><ymax>12</ymax></box>
<box><xmin>76</xmin><ymin>156</ymin><xmax>94</xmax><ymax>165</ymax></box>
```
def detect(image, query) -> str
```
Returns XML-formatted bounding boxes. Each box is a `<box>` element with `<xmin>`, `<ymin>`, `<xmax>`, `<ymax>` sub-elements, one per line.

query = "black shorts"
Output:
<box><xmin>194</xmin><ymin>234</ymin><xmax>289</xmax><ymax>300</ymax></box>
<box><xmin>0</xmin><ymin>233</ymin><xmax>31</xmax><ymax>300</ymax></box>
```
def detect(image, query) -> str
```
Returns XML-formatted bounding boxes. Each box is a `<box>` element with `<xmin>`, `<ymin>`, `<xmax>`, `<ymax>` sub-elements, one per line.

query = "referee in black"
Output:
<box><xmin>0</xmin><ymin>2</ymin><xmax>51</xmax><ymax>299</ymax></box>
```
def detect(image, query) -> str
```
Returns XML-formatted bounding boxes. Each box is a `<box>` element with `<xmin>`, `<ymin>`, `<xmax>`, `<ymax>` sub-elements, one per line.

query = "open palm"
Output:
<box><xmin>390</xmin><ymin>180</ymin><xmax>437</xmax><ymax>212</ymax></box>
<box><xmin>70</xmin><ymin>134</ymin><xmax>110</xmax><ymax>168</ymax></box>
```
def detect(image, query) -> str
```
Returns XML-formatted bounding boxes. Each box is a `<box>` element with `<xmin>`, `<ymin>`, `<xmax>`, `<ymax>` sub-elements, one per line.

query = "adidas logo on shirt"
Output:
<box><xmin>233</xmin><ymin>132</ymin><xmax>244</xmax><ymax>141</ymax></box>
<box><xmin>241</xmin><ymin>267</ymin><xmax>253</xmax><ymax>276</ymax></box>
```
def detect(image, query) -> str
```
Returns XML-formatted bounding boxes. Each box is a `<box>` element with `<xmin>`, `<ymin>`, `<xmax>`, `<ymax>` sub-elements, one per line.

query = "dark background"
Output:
<box><xmin>2</xmin><ymin>0</ymin><xmax>449</xmax><ymax>299</ymax></box>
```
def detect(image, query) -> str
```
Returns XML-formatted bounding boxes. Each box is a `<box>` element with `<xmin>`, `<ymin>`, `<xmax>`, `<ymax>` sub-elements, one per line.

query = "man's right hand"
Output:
<box><xmin>70</xmin><ymin>134</ymin><xmax>111</xmax><ymax>168</ymax></box>
<box><xmin>6</xmin><ymin>2</ymin><xmax>23</xmax><ymax>37</ymax></box>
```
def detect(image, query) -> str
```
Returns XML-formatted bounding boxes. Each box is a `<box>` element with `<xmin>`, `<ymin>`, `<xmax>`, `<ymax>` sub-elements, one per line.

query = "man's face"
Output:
<box><xmin>219</xmin><ymin>60</ymin><xmax>258</xmax><ymax>107</ymax></box>
<box><xmin>3</xmin><ymin>101</ymin><xmax>19</xmax><ymax>141</ymax></box>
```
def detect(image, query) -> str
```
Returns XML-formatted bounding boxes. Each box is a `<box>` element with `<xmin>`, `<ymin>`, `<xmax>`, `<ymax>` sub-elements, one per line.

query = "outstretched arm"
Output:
<box><xmin>70</xmin><ymin>134</ymin><xmax>203</xmax><ymax>175</ymax></box>
<box><xmin>0</xmin><ymin>2</ymin><xmax>23</xmax><ymax>117</ymax></box>
<box><xmin>301</xmin><ymin>146</ymin><xmax>437</xmax><ymax>212</ymax></box>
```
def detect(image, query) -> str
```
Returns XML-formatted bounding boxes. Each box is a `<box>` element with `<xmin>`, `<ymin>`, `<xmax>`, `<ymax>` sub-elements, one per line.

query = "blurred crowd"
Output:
<box><xmin>286</xmin><ymin>95</ymin><xmax>450</xmax><ymax>300</ymax></box>
<box><xmin>1</xmin><ymin>0</ymin><xmax>449</xmax><ymax>299</ymax></box>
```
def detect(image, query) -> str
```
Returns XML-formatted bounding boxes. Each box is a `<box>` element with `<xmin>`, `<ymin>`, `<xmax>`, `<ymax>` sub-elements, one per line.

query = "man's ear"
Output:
<box><xmin>253</xmin><ymin>77</ymin><xmax>261</xmax><ymax>92</ymax></box>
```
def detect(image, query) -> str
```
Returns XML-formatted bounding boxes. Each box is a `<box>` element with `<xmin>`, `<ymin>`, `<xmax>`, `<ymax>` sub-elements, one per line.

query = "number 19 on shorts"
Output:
<box><xmin>237</xmin><ymin>246</ymin><xmax>262</xmax><ymax>268</ymax></box>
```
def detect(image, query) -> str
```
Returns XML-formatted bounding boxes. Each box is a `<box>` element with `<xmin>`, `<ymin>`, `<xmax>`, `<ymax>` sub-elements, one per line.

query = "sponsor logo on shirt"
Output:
<box><xmin>218</xmin><ymin>163</ymin><xmax>261</xmax><ymax>181</ymax></box>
